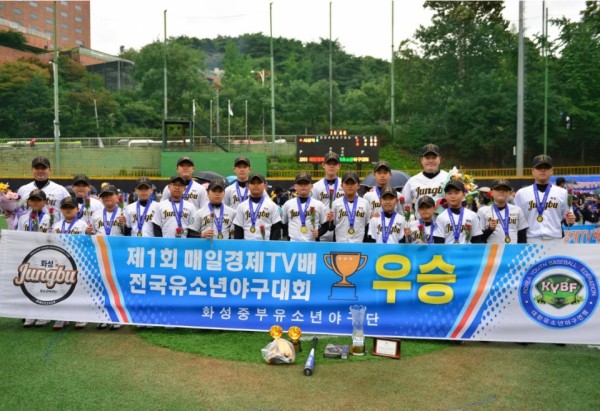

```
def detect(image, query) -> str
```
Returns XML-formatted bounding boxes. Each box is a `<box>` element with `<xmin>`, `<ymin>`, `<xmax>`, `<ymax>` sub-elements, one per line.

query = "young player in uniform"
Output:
<box><xmin>161</xmin><ymin>156</ymin><xmax>208</xmax><ymax>210</ymax></box>
<box><xmin>433</xmin><ymin>179</ymin><xmax>483</xmax><ymax>244</ymax></box>
<box><xmin>363</xmin><ymin>161</ymin><xmax>394</xmax><ymax>217</ymax></box>
<box><xmin>311</xmin><ymin>152</ymin><xmax>344</xmax><ymax>242</ymax></box>
<box><xmin>405</xmin><ymin>195</ymin><xmax>437</xmax><ymax>244</ymax></box>
<box><xmin>281</xmin><ymin>172</ymin><xmax>327</xmax><ymax>242</ymax></box>
<box><xmin>367</xmin><ymin>185</ymin><xmax>405</xmax><ymax>244</ymax></box>
<box><xmin>514</xmin><ymin>155</ymin><xmax>575</xmax><ymax>244</ymax></box>
<box><xmin>88</xmin><ymin>184</ymin><xmax>126</xmax><ymax>237</ymax></box>
<box><xmin>9</xmin><ymin>156</ymin><xmax>70</xmax><ymax>228</ymax></box>
<box><xmin>224</xmin><ymin>156</ymin><xmax>264</xmax><ymax>209</ymax></box>
<box><xmin>189</xmin><ymin>179</ymin><xmax>236</xmax><ymax>239</ymax></box>
<box><xmin>124</xmin><ymin>177</ymin><xmax>159</xmax><ymax>237</ymax></box>
<box><xmin>233</xmin><ymin>173</ymin><xmax>282</xmax><ymax>240</ymax></box>
<box><xmin>401</xmin><ymin>144</ymin><xmax>449</xmax><ymax>216</ymax></box>
<box><xmin>478</xmin><ymin>179</ymin><xmax>528</xmax><ymax>244</ymax></box>
<box><xmin>153</xmin><ymin>176</ymin><xmax>197</xmax><ymax>238</ymax></box>
<box><xmin>330</xmin><ymin>172</ymin><xmax>372</xmax><ymax>243</ymax></box>
<box><xmin>50</xmin><ymin>196</ymin><xmax>90</xmax><ymax>330</ymax></box>
<box><xmin>18</xmin><ymin>189</ymin><xmax>52</xmax><ymax>329</ymax></box>
<box><xmin>71</xmin><ymin>174</ymin><xmax>103</xmax><ymax>225</ymax></box>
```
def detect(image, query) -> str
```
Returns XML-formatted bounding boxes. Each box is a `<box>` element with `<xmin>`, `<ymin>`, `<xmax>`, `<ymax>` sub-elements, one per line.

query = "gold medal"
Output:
<box><xmin>217</xmin><ymin>233</ymin><xmax>223</xmax><ymax>239</ymax></box>
<box><xmin>505</xmin><ymin>237</ymin><xmax>511</xmax><ymax>244</ymax></box>
<box><xmin>348</xmin><ymin>227</ymin><xmax>355</xmax><ymax>235</ymax></box>
<box><xmin>250</xmin><ymin>226</ymin><xmax>256</xmax><ymax>233</ymax></box>
<box><xmin>301</xmin><ymin>226</ymin><xmax>308</xmax><ymax>233</ymax></box>
<box><xmin>537</xmin><ymin>215</ymin><xmax>544</xmax><ymax>222</ymax></box>
<box><xmin>137</xmin><ymin>232</ymin><xmax>142</xmax><ymax>237</ymax></box>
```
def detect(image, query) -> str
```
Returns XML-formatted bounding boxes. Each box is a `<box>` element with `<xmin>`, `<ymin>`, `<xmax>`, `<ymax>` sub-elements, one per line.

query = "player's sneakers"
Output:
<box><xmin>109</xmin><ymin>324</ymin><xmax>121</xmax><ymax>330</ymax></box>
<box><xmin>34</xmin><ymin>319</ymin><xmax>49</xmax><ymax>327</ymax></box>
<box><xmin>74</xmin><ymin>322</ymin><xmax>87</xmax><ymax>329</ymax></box>
<box><xmin>23</xmin><ymin>319</ymin><xmax>36</xmax><ymax>328</ymax></box>
<box><xmin>96</xmin><ymin>323</ymin><xmax>108</xmax><ymax>330</ymax></box>
<box><xmin>53</xmin><ymin>321</ymin><xmax>68</xmax><ymax>330</ymax></box>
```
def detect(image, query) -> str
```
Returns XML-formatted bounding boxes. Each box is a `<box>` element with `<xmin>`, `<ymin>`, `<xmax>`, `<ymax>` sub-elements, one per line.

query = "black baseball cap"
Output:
<box><xmin>177</xmin><ymin>156</ymin><xmax>194</xmax><ymax>166</ymax></box>
<box><xmin>248</xmin><ymin>172</ymin><xmax>266</xmax><ymax>183</ymax></box>
<box><xmin>207</xmin><ymin>179</ymin><xmax>226</xmax><ymax>191</ymax></box>
<box><xmin>380</xmin><ymin>185</ymin><xmax>397</xmax><ymax>198</ymax></box>
<box><xmin>420</xmin><ymin>144</ymin><xmax>441</xmax><ymax>157</ymax></box>
<box><xmin>491</xmin><ymin>179</ymin><xmax>512</xmax><ymax>191</ymax></box>
<box><xmin>341</xmin><ymin>172</ymin><xmax>360</xmax><ymax>184</ymax></box>
<box><xmin>135</xmin><ymin>176</ymin><xmax>153</xmax><ymax>189</ymax></box>
<box><xmin>374</xmin><ymin>161</ymin><xmax>391</xmax><ymax>172</ymax></box>
<box><xmin>555</xmin><ymin>177</ymin><xmax>566</xmax><ymax>186</ymax></box>
<box><xmin>28</xmin><ymin>189</ymin><xmax>47</xmax><ymax>201</ymax></box>
<box><xmin>445</xmin><ymin>179</ymin><xmax>465</xmax><ymax>192</ymax></box>
<box><xmin>99</xmin><ymin>184</ymin><xmax>119</xmax><ymax>197</ymax></box>
<box><xmin>60</xmin><ymin>196</ymin><xmax>78</xmax><ymax>209</ymax></box>
<box><xmin>31</xmin><ymin>156</ymin><xmax>51</xmax><ymax>168</ymax></box>
<box><xmin>73</xmin><ymin>174</ymin><xmax>91</xmax><ymax>186</ymax></box>
<box><xmin>532</xmin><ymin>154</ymin><xmax>553</xmax><ymax>168</ymax></box>
<box><xmin>234</xmin><ymin>156</ymin><xmax>251</xmax><ymax>166</ymax></box>
<box><xmin>417</xmin><ymin>195</ymin><xmax>436</xmax><ymax>209</ymax></box>
<box><xmin>294</xmin><ymin>172</ymin><xmax>312</xmax><ymax>184</ymax></box>
<box><xmin>323</xmin><ymin>152</ymin><xmax>340</xmax><ymax>164</ymax></box>
<box><xmin>169</xmin><ymin>175</ymin><xmax>186</xmax><ymax>185</ymax></box>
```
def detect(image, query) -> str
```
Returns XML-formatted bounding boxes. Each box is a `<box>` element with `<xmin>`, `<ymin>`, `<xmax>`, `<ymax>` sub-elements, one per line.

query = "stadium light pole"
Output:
<box><xmin>516</xmin><ymin>1</ymin><xmax>525</xmax><ymax>176</ymax></box>
<box><xmin>269</xmin><ymin>3</ymin><xmax>276</xmax><ymax>157</ymax></box>
<box><xmin>52</xmin><ymin>1</ymin><xmax>60</xmax><ymax>171</ymax></box>
<box><xmin>329</xmin><ymin>1</ymin><xmax>333</xmax><ymax>131</ymax></box>
<box><xmin>390</xmin><ymin>0</ymin><xmax>395</xmax><ymax>141</ymax></box>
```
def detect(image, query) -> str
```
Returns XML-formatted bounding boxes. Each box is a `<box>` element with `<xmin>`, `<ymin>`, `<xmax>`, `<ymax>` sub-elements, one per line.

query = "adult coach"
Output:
<box><xmin>10</xmin><ymin>156</ymin><xmax>70</xmax><ymax>228</ymax></box>
<box><xmin>401</xmin><ymin>144</ymin><xmax>449</xmax><ymax>211</ymax></box>
<box><xmin>515</xmin><ymin>154</ymin><xmax>575</xmax><ymax>244</ymax></box>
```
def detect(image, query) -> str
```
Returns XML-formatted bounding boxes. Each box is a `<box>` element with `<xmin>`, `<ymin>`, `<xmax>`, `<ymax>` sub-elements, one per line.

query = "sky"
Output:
<box><xmin>90</xmin><ymin>0</ymin><xmax>588</xmax><ymax>61</ymax></box>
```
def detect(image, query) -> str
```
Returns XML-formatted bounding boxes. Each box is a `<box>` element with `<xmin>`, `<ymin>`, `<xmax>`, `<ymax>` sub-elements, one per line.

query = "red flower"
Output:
<box><xmin>29</xmin><ymin>212</ymin><xmax>37</xmax><ymax>219</ymax></box>
<box><xmin>259</xmin><ymin>225</ymin><xmax>266</xmax><ymax>240</ymax></box>
<box><xmin>567</xmin><ymin>189</ymin><xmax>573</xmax><ymax>195</ymax></box>
<box><xmin>418</xmin><ymin>224</ymin><xmax>425</xmax><ymax>231</ymax></box>
<box><xmin>436</xmin><ymin>198</ymin><xmax>449</xmax><ymax>209</ymax></box>
<box><xmin>399</xmin><ymin>196</ymin><xmax>405</xmax><ymax>203</ymax></box>
<box><xmin>486</xmin><ymin>192</ymin><xmax>492</xmax><ymax>199</ymax></box>
<box><xmin>404</xmin><ymin>205</ymin><xmax>411</xmax><ymax>212</ymax></box>
<box><xmin>176</xmin><ymin>227</ymin><xmax>183</xmax><ymax>234</ymax></box>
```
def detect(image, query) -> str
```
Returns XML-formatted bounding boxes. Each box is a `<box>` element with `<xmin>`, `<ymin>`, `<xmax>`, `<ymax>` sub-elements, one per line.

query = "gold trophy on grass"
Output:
<box><xmin>288</xmin><ymin>326</ymin><xmax>302</xmax><ymax>353</ymax></box>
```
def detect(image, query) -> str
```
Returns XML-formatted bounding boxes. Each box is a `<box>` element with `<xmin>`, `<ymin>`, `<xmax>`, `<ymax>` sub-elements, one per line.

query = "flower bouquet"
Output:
<box><xmin>0</xmin><ymin>182</ymin><xmax>24</xmax><ymax>229</ymax></box>
<box><xmin>444</xmin><ymin>167</ymin><xmax>479</xmax><ymax>209</ymax></box>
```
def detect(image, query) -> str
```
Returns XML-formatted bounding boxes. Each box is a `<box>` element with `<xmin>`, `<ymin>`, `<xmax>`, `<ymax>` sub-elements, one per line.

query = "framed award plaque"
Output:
<box><xmin>371</xmin><ymin>337</ymin><xmax>401</xmax><ymax>359</ymax></box>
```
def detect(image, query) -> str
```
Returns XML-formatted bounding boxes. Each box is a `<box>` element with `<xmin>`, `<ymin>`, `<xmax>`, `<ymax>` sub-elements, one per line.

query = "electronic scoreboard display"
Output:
<box><xmin>296</xmin><ymin>130</ymin><xmax>379</xmax><ymax>164</ymax></box>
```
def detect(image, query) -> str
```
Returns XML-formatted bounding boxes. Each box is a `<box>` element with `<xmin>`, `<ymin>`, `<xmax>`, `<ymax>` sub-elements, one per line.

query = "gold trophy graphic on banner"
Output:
<box><xmin>324</xmin><ymin>252</ymin><xmax>367</xmax><ymax>300</ymax></box>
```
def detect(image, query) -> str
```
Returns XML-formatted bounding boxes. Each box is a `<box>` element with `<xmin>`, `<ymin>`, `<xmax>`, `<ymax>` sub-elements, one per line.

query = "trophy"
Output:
<box><xmin>269</xmin><ymin>325</ymin><xmax>283</xmax><ymax>340</ymax></box>
<box><xmin>349</xmin><ymin>305</ymin><xmax>366</xmax><ymax>355</ymax></box>
<box><xmin>288</xmin><ymin>326</ymin><xmax>302</xmax><ymax>352</ymax></box>
<box><xmin>324</xmin><ymin>252</ymin><xmax>367</xmax><ymax>300</ymax></box>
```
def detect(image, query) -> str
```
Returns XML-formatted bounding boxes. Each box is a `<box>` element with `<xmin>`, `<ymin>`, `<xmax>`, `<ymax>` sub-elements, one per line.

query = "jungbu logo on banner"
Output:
<box><xmin>12</xmin><ymin>245</ymin><xmax>78</xmax><ymax>305</ymax></box>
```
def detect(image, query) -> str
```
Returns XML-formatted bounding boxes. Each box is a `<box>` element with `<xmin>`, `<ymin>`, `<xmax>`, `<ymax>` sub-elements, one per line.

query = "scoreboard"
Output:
<box><xmin>296</xmin><ymin>130</ymin><xmax>379</xmax><ymax>164</ymax></box>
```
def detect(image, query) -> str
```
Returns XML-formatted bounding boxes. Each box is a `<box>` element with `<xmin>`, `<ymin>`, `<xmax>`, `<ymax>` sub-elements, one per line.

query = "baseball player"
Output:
<box><xmin>11</xmin><ymin>156</ymin><xmax>70</xmax><ymax>228</ymax></box>
<box><xmin>152</xmin><ymin>176</ymin><xmax>197</xmax><ymax>238</ymax></box>
<box><xmin>330</xmin><ymin>172</ymin><xmax>372</xmax><ymax>243</ymax></box>
<box><xmin>224</xmin><ymin>156</ymin><xmax>267</xmax><ymax>209</ymax></box>
<box><xmin>433</xmin><ymin>179</ymin><xmax>483</xmax><ymax>244</ymax></box>
<box><xmin>281</xmin><ymin>172</ymin><xmax>328</xmax><ymax>242</ymax></box>
<box><xmin>88</xmin><ymin>184</ymin><xmax>126</xmax><ymax>237</ymax></box>
<box><xmin>71</xmin><ymin>174</ymin><xmax>103</xmax><ymax>225</ymax></box>
<box><xmin>404</xmin><ymin>195</ymin><xmax>437</xmax><ymax>244</ymax></box>
<box><xmin>478</xmin><ymin>179</ymin><xmax>528</xmax><ymax>244</ymax></box>
<box><xmin>363</xmin><ymin>161</ymin><xmax>395</xmax><ymax>217</ymax></box>
<box><xmin>367</xmin><ymin>185</ymin><xmax>405</xmax><ymax>243</ymax></box>
<box><xmin>311</xmin><ymin>152</ymin><xmax>344</xmax><ymax>242</ymax></box>
<box><xmin>515</xmin><ymin>155</ymin><xmax>575</xmax><ymax>244</ymax></box>
<box><xmin>233</xmin><ymin>173</ymin><xmax>282</xmax><ymax>240</ymax></box>
<box><xmin>189</xmin><ymin>179</ymin><xmax>236</xmax><ymax>239</ymax></box>
<box><xmin>123</xmin><ymin>177</ymin><xmax>159</xmax><ymax>237</ymax></box>
<box><xmin>16</xmin><ymin>189</ymin><xmax>52</xmax><ymax>233</ymax></box>
<box><xmin>401</xmin><ymin>144</ymin><xmax>449</xmax><ymax>216</ymax></box>
<box><xmin>161</xmin><ymin>156</ymin><xmax>208</xmax><ymax>210</ymax></box>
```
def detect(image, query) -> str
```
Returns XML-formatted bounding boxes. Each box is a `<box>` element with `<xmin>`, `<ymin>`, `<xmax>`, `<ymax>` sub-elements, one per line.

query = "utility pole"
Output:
<box><xmin>52</xmin><ymin>1</ymin><xmax>60</xmax><ymax>171</ymax></box>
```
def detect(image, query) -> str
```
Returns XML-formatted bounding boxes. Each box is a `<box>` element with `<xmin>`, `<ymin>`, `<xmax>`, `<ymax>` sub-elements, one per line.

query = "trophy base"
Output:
<box><xmin>329</xmin><ymin>284</ymin><xmax>357</xmax><ymax>300</ymax></box>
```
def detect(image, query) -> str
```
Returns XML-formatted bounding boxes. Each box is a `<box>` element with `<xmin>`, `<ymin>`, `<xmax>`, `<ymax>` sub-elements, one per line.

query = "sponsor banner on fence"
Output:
<box><xmin>563</xmin><ymin>224</ymin><xmax>600</xmax><ymax>244</ymax></box>
<box><xmin>1</xmin><ymin>230</ymin><xmax>599</xmax><ymax>344</ymax></box>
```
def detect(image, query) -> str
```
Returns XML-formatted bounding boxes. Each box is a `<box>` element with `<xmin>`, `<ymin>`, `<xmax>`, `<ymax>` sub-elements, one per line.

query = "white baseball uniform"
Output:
<box><xmin>233</xmin><ymin>197</ymin><xmax>281</xmax><ymax>240</ymax></box>
<box><xmin>477</xmin><ymin>203</ymin><xmax>528</xmax><ymax>244</ymax></box>
<box><xmin>515</xmin><ymin>183</ymin><xmax>570</xmax><ymax>241</ymax></box>
<box><xmin>368</xmin><ymin>212</ymin><xmax>406</xmax><ymax>244</ymax></box>
<box><xmin>332</xmin><ymin>196</ymin><xmax>372</xmax><ymax>243</ymax></box>
<box><xmin>17</xmin><ymin>181</ymin><xmax>70</xmax><ymax>224</ymax></box>
<box><xmin>401</xmin><ymin>170</ymin><xmax>449</xmax><ymax>208</ymax></box>
<box><xmin>434</xmin><ymin>207</ymin><xmax>482</xmax><ymax>244</ymax></box>
<box><xmin>281</xmin><ymin>197</ymin><xmax>327</xmax><ymax>242</ymax></box>
<box><xmin>152</xmin><ymin>199</ymin><xmax>196</xmax><ymax>238</ymax></box>
<box><xmin>124</xmin><ymin>200</ymin><xmax>160</xmax><ymax>237</ymax></box>
<box><xmin>76</xmin><ymin>197</ymin><xmax>103</xmax><ymax>225</ymax></box>
<box><xmin>16</xmin><ymin>210</ymin><xmax>52</xmax><ymax>233</ymax></box>
<box><xmin>90</xmin><ymin>207</ymin><xmax>126</xmax><ymax>236</ymax></box>
<box><xmin>162</xmin><ymin>180</ymin><xmax>208</xmax><ymax>210</ymax></box>
<box><xmin>189</xmin><ymin>203</ymin><xmax>236</xmax><ymax>239</ymax></box>
<box><xmin>52</xmin><ymin>218</ymin><xmax>88</xmax><ymax>235</ymax></box>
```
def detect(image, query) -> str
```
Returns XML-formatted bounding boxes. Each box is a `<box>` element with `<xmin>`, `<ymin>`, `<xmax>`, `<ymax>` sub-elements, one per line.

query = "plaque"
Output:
<box><xmin>300</xmin><ymin>226</ymin><xmax>308</xmax><ymax>233</ymax></box>
<box><xmin>537</xmin><ymin>215</ymin><xmax>544</xmax><ymax>222</ymax></box>
<box><xmin>372</xmin><ymin>337</ymin><xmax>401</xmax><ymax>359</ymax></box>
<box><xmin>250</xmin><ymin>226</ymin><xmax>256</xmax><ymax>233</ymax></box>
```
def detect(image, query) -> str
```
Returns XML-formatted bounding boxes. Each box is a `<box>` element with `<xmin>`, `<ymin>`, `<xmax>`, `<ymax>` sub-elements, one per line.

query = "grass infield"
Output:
<box><xmin>1</xmin><ymin>317</ymin><xmax>600</xmax><ymax>410</ymax></box>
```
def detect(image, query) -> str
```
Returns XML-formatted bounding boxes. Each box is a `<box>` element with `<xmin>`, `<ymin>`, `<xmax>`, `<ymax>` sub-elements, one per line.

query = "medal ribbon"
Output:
<box><xmin>297</xmin><ymin>197</ymin><xmax>311</xmax><ymax>229</ymax></box>
<box><xmin>77</xmin><ymin>203</ymin><xmax>85</xmax><ymax>219</ymax></box>
<box><xmin>493</xmin><ymin>204</ymin><xmax>510</xmax><ymax>240</ymax></box>
<box><xmin>235</xmin><ymin>182</ymin><xmax>248</xmax><ymax>204</ymax></box>
<box><xmin>533</xmin><ymin>183</ymin><xmax>552</xmax><ymax>220</ymax></box>
<box><xmin>381</xmin><ymin>212</ymin><xmax>396</xmax><ymax>244</ymax></box>
<box><xmin>447</xmin><ymin>208</ymin><xmax>464</xmax><ymax>243</ymax></box>
<box><xmin>136</xmin><ymin>201</ymin><xmax>151</xmax><ymax>234</ymax></box>
<box><xmin>170</xmin><ymin>199</ymin><xmax>184</xmax><ymax>229</ymax></box>
<box><xmin>248</xmin><ymin>197</ymin><xmax>265</xmax><ymax>229</ymax></box>
<box><xmin>343</xmin><ymin>196</ymin><xmax>359</xmax><ymax>231</ymax></box>
<box><xmin>103</xmin><ymin>208</ymin><xmax>118</xmax><ymax>236</ymax></box>
<box><xmin>420</xmin><ymin>219</ymin><xmax>435</xmax><ymax>244</ymax></box>
<box><xmin>183</xmin><ymin>180</ymin><xmax>193</xmax><ymax>201</ymax></box>
<box><xmin>209</xmin><ymin>203</ymin><xmax>224</xmax><ymax>236</ymax></box>
<box><xmin>61</xmin><ymin>219</ymin><xmax>77</xmax><ymax>234</ymax></box>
